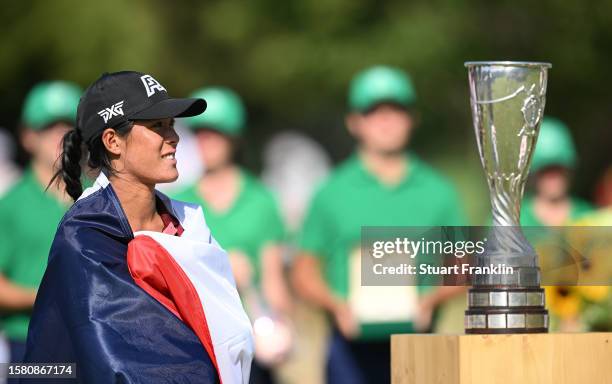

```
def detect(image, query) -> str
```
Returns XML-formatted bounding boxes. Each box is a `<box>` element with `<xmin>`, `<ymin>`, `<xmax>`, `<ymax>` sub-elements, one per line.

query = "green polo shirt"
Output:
<box><xmin>0</xmin><ymin>168</ymin><xmax>68</xmax><ymax>341</ymax></box>
<box><xmin>172</xmin><ymin>169</ymin><xmax>285</xmax><ymax>285</ymax></box>
<box><xmin>521</xmin><ymin>196</ymin><xmax>594</xmax><ymax>227</ymax></box>
<box><xmin>299</xmin><ymin>152</ymin><xmax>465</xmax><ymax>338</ymax></box>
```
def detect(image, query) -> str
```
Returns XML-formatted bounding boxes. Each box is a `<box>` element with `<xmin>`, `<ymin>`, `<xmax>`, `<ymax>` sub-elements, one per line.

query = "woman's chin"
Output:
<box><xmin>155</xmin><ymin>171</ymin><xmax>180</xmax><ymax>184</ymax></box>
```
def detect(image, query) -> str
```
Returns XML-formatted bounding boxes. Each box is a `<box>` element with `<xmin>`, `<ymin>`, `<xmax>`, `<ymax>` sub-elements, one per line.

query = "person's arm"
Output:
<box><xmin>0</xmin><ymin>274</ymin><xmax>37</xmax><ymax>310</ymax></box>
<box><xmin>292</xmin><ymin>186</ymin><xmax>358</xmax><ymax>337</ymax></box>
<box><xmin>292</xmin><ymin>186</ymin><xmax>335</xmax><ymax>311</ymax></box>
<box><xmin>291</xmin><ymin>252</ymin><xmax>358</xmax><ymax>338</ymax></box>
<box><xmin>260</xmin><ymin>244</ymin><xmax>292</xmax><ymax>316</ymax></box>
<box><xmin>291</xmin><ymin>252</ymin><xmax>337</xmax><ymax>312</ymax></box>
<box><xmin>228</xmin><ymin>250</ymin><xmax>254</xmax><ymax>290</ymax></box>
<box><xmin>413</xmin><ymin>182</ymin><xmax>469</xmax><ymax>330</ymax></box>
<box><xmin>0</xmin><ymin>209</ymin><xmax>37</xmax><ymax>311</ymax></box>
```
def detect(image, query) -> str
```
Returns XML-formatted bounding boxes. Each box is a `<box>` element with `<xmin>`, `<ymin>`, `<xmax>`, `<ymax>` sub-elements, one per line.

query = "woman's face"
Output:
<box><xmin>21</xmin><ymin>122</ymin><xmax>72</xmax><ymax>169</ymax></box>
<box><xmin>347</xmin><ymin>103</ymin><xmax>414</xmax><ymax>155</ymax></box>
<box><xmin>535</xmin><ymin>166</ymin><xmax>570</xmax><ymax>200</ymax></box>
<box><xmin>194</xmin><ymin>129</ymin><xmax>234</xmax><ymax>172</ymax></box>
<box><xmin>107</xmin><ymin>118</ymin><xmax>180</xmax><ymax>185</ymax></box>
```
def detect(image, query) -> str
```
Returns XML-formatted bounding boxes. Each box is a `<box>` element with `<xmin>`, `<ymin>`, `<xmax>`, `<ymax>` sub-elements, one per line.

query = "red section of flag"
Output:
<box><xmin>127</xmin><ymin>235</ymin><xmax>221</xmax><ymax>382</ymax></box>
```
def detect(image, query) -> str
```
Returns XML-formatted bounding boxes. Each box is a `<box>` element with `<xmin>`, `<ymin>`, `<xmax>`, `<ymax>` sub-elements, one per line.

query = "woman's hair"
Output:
<box><xmin>49</xmin><ymin>121</ymin><xmax>133</xmax><ymax>201</ymax></box>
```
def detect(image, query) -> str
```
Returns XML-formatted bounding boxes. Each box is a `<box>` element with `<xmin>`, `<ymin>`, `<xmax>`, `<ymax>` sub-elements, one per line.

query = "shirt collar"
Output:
<box><xmin>353</xmin><ymin>151</ymin><xmax>421</xmax><ymax>189</ymax></box>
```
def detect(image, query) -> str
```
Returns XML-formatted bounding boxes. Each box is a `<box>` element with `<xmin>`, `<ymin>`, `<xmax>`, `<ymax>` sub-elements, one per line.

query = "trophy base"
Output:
<box><xmin>465</xmin><ymin>287</ymin><xmax>548</xmax><ymax>333</ymax></box>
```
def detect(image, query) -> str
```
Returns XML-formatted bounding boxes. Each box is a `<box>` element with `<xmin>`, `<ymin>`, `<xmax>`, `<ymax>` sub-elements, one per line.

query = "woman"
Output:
<box><xmin>23</xmin><ymin>71</ymin><xmax>254</xmax><ymax>383</ymax></box>
<box><xmin>521</xmin><ymin>116</ymin><xmax>593</xmax><ymax>227</ymax></box>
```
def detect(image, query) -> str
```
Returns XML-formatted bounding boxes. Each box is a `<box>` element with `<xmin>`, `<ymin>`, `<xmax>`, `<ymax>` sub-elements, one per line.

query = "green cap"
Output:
<box><xmin>184</xmin><ymin>87</ymin><xmax>246</xmax><ymax>136</ymax></box>
<box><xmin>348</xmin><ymin>65</ymin><xmax>417</xmax><ymax>112</ymax></box>
<box><xmin>531</xmin><ymin>117</ymin><xmax>577</xmax><ymax>173</ymax></box>
<box><xmin>22</xmin><ymin>81</ymin><xmax>82</xmax><ymax>130</ymax></box>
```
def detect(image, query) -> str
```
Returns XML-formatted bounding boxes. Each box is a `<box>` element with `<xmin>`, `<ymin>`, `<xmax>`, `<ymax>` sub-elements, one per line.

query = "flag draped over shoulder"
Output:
<box><xmin>23</xmin><ymin>173</ymin><xmax>253</xmax><ymax>384</ymax></box>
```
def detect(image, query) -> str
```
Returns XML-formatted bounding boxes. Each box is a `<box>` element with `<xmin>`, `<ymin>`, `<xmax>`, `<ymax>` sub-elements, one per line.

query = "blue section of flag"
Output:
<box><xmin>22</xmin><ymin>185</ymin><xmax>218</xmax><ymax>383</ymax></box>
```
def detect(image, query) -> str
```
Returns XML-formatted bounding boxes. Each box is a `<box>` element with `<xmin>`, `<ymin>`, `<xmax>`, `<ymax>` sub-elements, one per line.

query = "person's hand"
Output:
<box><xmin>332</xmin><ymin>300</ymin><xmax>359</xmax><ymax>339</ymax></box>
<box><xmin>264</xmin><ymin>282</ymin><xmax>293</xmax><ymax>317</ymax></box>
<box><xmin>253</xmin><ymin>315</ymin><xmax>294</xmax><ymax>366</ymax></box>
<box><xmin>0</xmin><ymin>274</ymin><xmax>37</xmax><ymax>311</ymax></box>
<box><xmin>260</xmin><ymin>244</ymin><xmax>293</xmax><ymax>317</ymax></box>
<box><xmin>228</xmin><ymin>250</ymin><xmax>253</xmax><ymax>289</ymax></box>
<box><xmin>414</xmin><ymin>295</ymin><xmax>436</xmax><ymax>332</ymax></box>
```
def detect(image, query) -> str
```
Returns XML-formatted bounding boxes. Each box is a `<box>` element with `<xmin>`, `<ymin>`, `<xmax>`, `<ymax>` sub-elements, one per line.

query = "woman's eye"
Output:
<box><xmin>149</xmin><ymin>119</ymin><xmax>174</xmax><ymax>131</ymax></box>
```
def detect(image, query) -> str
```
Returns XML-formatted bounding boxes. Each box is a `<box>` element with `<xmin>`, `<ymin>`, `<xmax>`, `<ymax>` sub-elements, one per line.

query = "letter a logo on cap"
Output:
<box><xmin>141</xmin><ymin>75</ymin><xmax>166</xmax><ymax>97</ymax></box>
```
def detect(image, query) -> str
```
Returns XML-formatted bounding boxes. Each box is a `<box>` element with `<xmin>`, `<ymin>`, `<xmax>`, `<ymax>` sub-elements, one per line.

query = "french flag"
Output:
<box><xmin>24</xmin><ymin>173</ymin><xmax>254</xmax><ymax>383</ymax></box>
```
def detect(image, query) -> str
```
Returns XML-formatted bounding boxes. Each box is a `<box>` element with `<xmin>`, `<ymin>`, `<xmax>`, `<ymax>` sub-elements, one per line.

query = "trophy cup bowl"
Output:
<box><xmin>464</xmin><ymin>61</ymin><xmax>551</xmax><ymax>333</ymax></box>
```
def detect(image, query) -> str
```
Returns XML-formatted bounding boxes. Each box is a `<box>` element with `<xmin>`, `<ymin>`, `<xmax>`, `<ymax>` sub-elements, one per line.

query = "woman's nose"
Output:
<box><xmin>166</xmin><ymin>128</ymin><xmax>180</xmax><ymax>145</ymax></box>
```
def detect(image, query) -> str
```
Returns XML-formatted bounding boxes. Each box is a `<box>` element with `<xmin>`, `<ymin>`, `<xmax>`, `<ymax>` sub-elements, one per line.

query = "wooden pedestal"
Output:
<box><xmin>391</xmin><ymin>333</ymin><xmax>611</xmax><ymax>384</ymax></box>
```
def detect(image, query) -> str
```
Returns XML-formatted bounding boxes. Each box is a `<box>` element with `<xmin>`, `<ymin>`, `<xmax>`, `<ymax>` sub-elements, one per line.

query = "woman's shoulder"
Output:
<box><xmin>49</xmin><ymin>189</ymin><xmax>135</xmax><ymax>275</ymax></box>
<box><xmin>157</xmin><ymin>190</ymin><xmax>212</xmax><ymax>234</ymax></box>
<box><xmin>58</xmin><ymin>184</ymin><xmax>133</xmax><ymax>243</ymax></box>
<box><xmin>169</xmin><ymin>197</ymin><xmax>217</xmax><ymax>244</ymax></box>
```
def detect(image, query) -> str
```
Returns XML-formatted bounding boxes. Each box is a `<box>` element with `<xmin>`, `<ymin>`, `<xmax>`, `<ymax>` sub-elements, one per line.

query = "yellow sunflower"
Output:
<box><xmin>545</xmin><ymin>286</ymin><xmax>581</xmax><ymax>319</ymax></box>
<box><xmin>576</xmin><ymin>286</ymin><xmax>610</xmax><ymax>302</ymax></box>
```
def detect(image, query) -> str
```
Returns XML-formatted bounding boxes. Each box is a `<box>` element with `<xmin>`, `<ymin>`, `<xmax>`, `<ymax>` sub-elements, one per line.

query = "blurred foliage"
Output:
<box><xmin>2</xmin><ymin>0</ymin><xmax>611</xmax><ymax>222</ymax></box>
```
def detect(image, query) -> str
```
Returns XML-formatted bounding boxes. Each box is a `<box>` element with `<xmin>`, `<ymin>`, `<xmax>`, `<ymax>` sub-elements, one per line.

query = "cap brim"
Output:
<box><xmin>130</xmin><ymin>98</ymin><xmax>207</xmax><ymax>120</ymax></box>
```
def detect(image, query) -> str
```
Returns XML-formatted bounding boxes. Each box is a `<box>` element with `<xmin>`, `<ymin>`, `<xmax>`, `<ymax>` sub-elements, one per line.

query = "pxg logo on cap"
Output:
<box><xmin>97</xmin><ymin>101</ymin><xmax>124</xmax><ymax>123</ymax></box>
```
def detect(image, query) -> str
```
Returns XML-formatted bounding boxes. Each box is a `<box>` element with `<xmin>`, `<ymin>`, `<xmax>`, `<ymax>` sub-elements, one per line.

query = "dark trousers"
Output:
<box><xmin>327</xmin><ymin>329</ymin><xmax>391</xmax><ymax>384</ymax></box>
<box><xmin>8</xmin><ymin>340</ymin><xmax>26</xmax><ymax>363</ymax></box>
<box><xmin>7</xmin><ymin>340</ymin><xmax>26</xmax><ymax>384</ymax></box>
<box><xmin>249</xmin><ymin>360</ymin><xmax>275</xmax><ymax>384</ymax></box>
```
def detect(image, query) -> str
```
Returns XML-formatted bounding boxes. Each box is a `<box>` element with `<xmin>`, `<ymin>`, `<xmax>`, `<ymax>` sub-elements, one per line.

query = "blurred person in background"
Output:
<box><xmin>172</xmin><ymin>87</ymin><xmax>292</xmax><ymax>384</ymax></box>
<box><xmin>262</xmin><ymin>131</ymin><xmax>332</xmax><ymax>238</ymax></box>
<box><xmin>292</xmin><ymin>66</ymin><xmax>466</xmax><ymax>384</ymax></box>
<box><xmin>566</xmin><ymin>158</ymin><xmax>612</xmax><ymax>333</ymax></box>
<box><xmin>593</xmin><ymin>165</ymin><xmax>612</xmax><ymax>208</ymax></box>
<box><xmin>521</xmin><ymin>117</ymin><xmax>593</xmax><ymax>226</ymax></box>
<box><xmin>568</xmin><ymin>169</ymin><xmax>612</xmax><ymax>332</ymax></box>
<box><xmin>261</xmin><ymin>131</ymin><xmax>332</xmax><ymax>384</ymax></box>
<box><xmin>521</xmin><ymin>117</ymin><xmax>596</xmax><ymax>332</ymax></box>
<box><xmin>0</xmin><ymin>128</ymin><xmax>19</xmax><ymax>371</ymax></box>
<box><xmin>0</xmin><ymin>81</ymin><xmax>81</xmax><ymax>363</ymax></box>
<box><xmin>0</xmin><ymin>129</ymin><xmax>21</xmax><ymax>197</ymax></box>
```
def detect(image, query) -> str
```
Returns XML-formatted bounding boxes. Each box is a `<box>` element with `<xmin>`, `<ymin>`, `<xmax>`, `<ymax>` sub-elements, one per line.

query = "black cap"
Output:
<box><xmin>77</xmin><ymin>71</ymin><xmax>207</xmax><ymax>143</ymax></box>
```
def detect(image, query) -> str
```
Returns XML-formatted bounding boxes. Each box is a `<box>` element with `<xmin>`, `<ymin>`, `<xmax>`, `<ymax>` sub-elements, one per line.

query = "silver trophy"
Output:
<box><xmin>464</xmin><ymin>61</ymin><xmax>551</xmax><ymax>333</ymax></box>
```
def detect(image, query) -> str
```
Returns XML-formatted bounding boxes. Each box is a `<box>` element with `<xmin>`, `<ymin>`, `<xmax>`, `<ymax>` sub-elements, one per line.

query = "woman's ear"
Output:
<box><xmin>20</xmin><ymin>127</ymin><xmax>38</xmax><ymax>155</ymax></box>
<box><xmin>101</xmin><ymin>128</ymin><xmax>122</xmax><ymax>156</ymax></box>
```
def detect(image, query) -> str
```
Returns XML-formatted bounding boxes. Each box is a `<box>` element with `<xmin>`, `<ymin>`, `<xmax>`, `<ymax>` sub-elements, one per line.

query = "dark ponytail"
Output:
<box><xmin>49</xmin><ymin>121</ymin><xmax>134</xmax><ymax>201</ymax></box>
<box><xmin>49</xmin><ymin>129</ymin><xmax>84</xmax><ymax>201</ymax></box>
